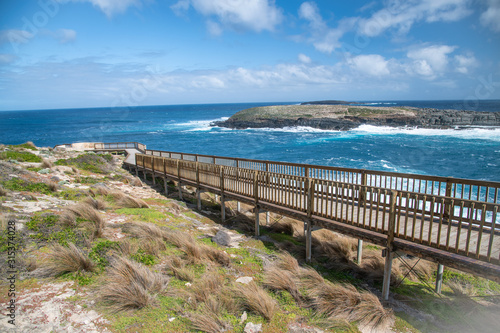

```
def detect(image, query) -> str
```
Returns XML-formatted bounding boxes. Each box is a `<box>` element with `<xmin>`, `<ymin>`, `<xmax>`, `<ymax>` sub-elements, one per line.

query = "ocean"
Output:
<box><xmin>1</xmin><ymin>100</ymin><xmax>499</xmax><ymax>182</ymax></box>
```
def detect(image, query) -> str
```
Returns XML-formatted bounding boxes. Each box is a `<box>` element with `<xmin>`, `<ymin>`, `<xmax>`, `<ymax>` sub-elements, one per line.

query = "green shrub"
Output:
<box><xmin>26</xmin><ymin>213</ymin><xmax>79</xmax><ymax>246</ymax></box>
<box><xmin>0</xmin><ymin>151</ymin><xmax>42</xmax><ymax>163</ymax></box>
<box><xmin>89</xmin><ymin>240</ymin><xmax>120</xmax><ymax>268</ymax></box>
<box><xmin>132</xmin><ymin>248</ymin><xmax>157</xmax><ymax>266</ymax></box>
<box><xmin>1</xmin><ymin>178</ymin><xmax>54</xmax><ymax>194</ymax></box>
<box><xmin>55</xmin><ymin>153</ymin><xmax>112</xmax><ymax>174</ymax></box>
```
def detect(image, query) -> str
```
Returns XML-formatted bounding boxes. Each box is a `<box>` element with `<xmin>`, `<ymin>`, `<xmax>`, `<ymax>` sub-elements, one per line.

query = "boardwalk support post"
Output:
<box><xmin>237</xmin><ymin>202</ymin><xmax>241</xmax><ymax>213</ymax></box>
<box><xmin>266</xmin><ymin>211</ymin><xmax>270</xmax><ymax>226</ymax></box>
<box><xmin>163</xmin><ymin>177</ymin><xmax>168</xmax><ymax>195</ymax></box>
<box><xmin>435</xmin><ymin>264</ymin><xmax>444</xmax><ymax>294</ymax></box>
<box><xmin>357</xmin><ymin>239</ymin><xmax>363</xmax><ymax>265</ymax></box>
<box><xmin>197</xmin><ymin>189</ymin><xmax>202</xmax><ymax>211</ymax></box>
<box><xmin>255</xmin><ymin>206</ymin><xmax>260</xmax><ymax>236</ymax></box>
<box><xmin>382</xmin><ymin>190</ymin><xmax>398</xmax><ymax>301</ymax></box>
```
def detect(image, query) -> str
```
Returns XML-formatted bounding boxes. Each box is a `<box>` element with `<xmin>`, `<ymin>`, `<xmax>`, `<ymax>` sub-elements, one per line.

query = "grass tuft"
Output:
<box><xmin>99</xmin><ymin>256</ymin><xmax>168</xmax><ymax>312</ymax></box>
<box><xmin>45</xmin><ymin>243</ymin><xmax>95</xmax><ymax>276</ymax></box>
<box><xmin>235</xmin><ymin>281</ymin><xmax>278</xmax><ymax>321</ymax></box>
<box><xmin>110</xmin><ymin>190</ymin><xmax>149</xmax><ymax>208</ymax></box>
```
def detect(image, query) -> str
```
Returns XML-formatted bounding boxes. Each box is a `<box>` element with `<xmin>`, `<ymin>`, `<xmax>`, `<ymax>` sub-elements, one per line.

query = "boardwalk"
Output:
<box><xmin>78</xmin><ymin>142</ymin><xmax>500</xmax><ymax>298</ymax></box>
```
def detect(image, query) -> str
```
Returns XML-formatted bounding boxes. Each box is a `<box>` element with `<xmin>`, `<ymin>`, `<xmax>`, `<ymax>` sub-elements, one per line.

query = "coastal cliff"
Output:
<box><xmin>213</xmin><ymin>104</ymin><xmax>500</xmax><ymax>130</ymax></box>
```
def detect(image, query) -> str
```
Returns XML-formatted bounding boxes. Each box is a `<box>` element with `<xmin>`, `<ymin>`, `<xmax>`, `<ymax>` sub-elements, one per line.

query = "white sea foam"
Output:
<box><xmin>352</xmin><ymin>125</ymin><xmax>500</xmax><ymax>141</ymax></box>
<box><xmin>247</xmin><ymin>126</ymin><xmax>340</xmax><ymax>133</ymax></box>
<box><xmin>175</xmin><ymin>117</ymin><xmax>229</xmax><ymax>131</ymax></box>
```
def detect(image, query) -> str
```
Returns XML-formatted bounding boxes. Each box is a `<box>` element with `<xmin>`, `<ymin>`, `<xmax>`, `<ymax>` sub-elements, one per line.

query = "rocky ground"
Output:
<box><xmin>0</xmin><ymin>142</ymin><xmax>499</xmax><ymax>333</ymax></box>
<box><xmin>213</xmin><ymin>104</ymin><xmax>500</xmax><ymax>130</ymax></box>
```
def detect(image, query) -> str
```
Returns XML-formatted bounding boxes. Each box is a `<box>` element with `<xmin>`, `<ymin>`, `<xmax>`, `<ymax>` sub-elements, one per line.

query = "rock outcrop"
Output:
<box><xmin>212</xmin><ymin>105</ymin><xmax>500</xmax><ymax>130</ymax></box>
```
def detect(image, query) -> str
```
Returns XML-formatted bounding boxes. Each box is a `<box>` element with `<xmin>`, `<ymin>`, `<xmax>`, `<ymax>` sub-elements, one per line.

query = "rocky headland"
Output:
<box><xmin>213</xmin><ymin>104</ymin><xmax>500</xmax><ymax>130</ymax></box>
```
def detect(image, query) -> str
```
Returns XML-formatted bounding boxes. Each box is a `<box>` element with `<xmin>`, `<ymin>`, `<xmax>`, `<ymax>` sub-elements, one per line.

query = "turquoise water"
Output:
<box><xmin>1</xmin><ymin>100</ymin><xmax>499</xmax><ymax>182</ymax></box>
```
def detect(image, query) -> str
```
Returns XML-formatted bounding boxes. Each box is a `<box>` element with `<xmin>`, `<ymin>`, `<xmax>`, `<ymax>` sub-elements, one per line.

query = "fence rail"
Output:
<box><xmin>135</xmin><ymin>153</ymin><xmax>500</xmax><ymax>270</ymax></box>
<box><xmin>144</xmin><ymin>149</ymin><xmax>500</xmax><ymax>205</ymax></box>
<box><xmin>94</xmin><ymin>142</ymin><xmax>146</xmax><ymax>152</ymax></box>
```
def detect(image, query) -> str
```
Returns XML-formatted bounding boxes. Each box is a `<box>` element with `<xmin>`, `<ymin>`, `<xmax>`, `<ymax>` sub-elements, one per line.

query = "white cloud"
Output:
<box><xmin>64</xmin><ymin>0</ymin><xmax>143</xmax><ymax>17</ymax></box>
<box><xmin>480</xmin><ymin>0</ymin><xmax>500</xmax><ymax>32</ymax></box>
<box><xmin>298</xmin><ymin>53</ymin><xmax>311</xmax><ymax>64</ymax></box>
<box><xmin>358</xmin><ymin>0</ymin><xmax>472</xmax><ymax>37</ymax></box>
<box><xmin>454</xmin><ymin>53</ymin><xmax>477</xmax><ymax>74</ymax></box>
<box><xmin>206</xmin><ymin>20</ymin><xmax>223</xmax><ymax>36</ymax></box>
<box><xmin>41</xmin><ymin>29</ymin><xmax>77</xmax><ymax>43</ymax></box>
<box><xmin>298</xmin><ymin>1</ymin><xmax>356</xmax><ymax>54</ymax></box>
<box><xmin>349</xmin><ymin>54</ymin><xmax>390</xmax><ymax>76</ymax></box>
<box><xmin>0</xmin><ymin>30</ymin><xmax>34</xmax><ymax>45</ymax></box>
<box><xmin>407</xmin><ymin>45</ymin><xmax>456</xmax><ymax>77</ymax></box>
<box><xmin>0</xmin><ymin>54</ymin><xmax>17</xmax><ymax>64</ymax></box>
<box><xmin>172</xmin><ymin>0</ymin><xmax>283</xmax><ymax>33</ymax></box>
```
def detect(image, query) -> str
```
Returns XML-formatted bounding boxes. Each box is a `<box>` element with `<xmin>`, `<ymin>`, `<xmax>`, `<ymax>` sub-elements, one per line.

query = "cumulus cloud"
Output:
<box><xmin>454</xmin><ymin>53</ymin><xmax>478</xmax><ymax>74</ymax></box>
<box><xmin>358</xmin><ymin>0</ymin><xmax>472</xmax><ymax>37</ymax></box>
<box><xmin>172</xmin><ymin>0</ymin><xmax>283</xmax><ymax>33</ymax></box>
<box><xmin>407</xmin><ymin>45</ymin><xmax>456</xmax><ymax>77</ymax></box>
<box><xmin>298</xmin><ymin>53</ymin><xmax>311</xmax><ymax>64</ymax></box>
<box><xmin>348</xmin><ymin>54</ymin><xmax>390</xmax><ymax>76</ymax></box>
<box><xmin>480</xmin><ymin>0</ymin><xmax>500</xmax><ymax>32</ymax></box>
<box><xmin>41</xmin><ymin>29</ymin><xmax>77</xmax><ymax>43</ymax></box>
<box><xmin>298</xmin><ymin>1</ymin><xmax>356</xmax><ymax>54</ymax></box>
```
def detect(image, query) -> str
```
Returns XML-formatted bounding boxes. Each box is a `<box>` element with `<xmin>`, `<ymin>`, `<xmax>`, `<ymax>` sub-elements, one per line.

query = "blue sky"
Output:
<box><xmin>1</xmin><ymin>0</ymin><xmax>499</xmax><ymax>111</ymax></box>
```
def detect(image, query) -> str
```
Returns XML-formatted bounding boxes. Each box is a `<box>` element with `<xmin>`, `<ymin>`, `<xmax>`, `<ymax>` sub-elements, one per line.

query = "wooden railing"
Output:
<box><xmin>94</xmin><ymin>142</ymin><xmax>146</xmax><ymax>152</ymax></box>
<box><xmin>135</xmin><ymin>153</ymin><xmax>500</xmax><ymax>270</ymax></box>
<box><xmin>144</xmin><ymin>149</ymin><xmax>500</xmax><ymax>205</ymax></box>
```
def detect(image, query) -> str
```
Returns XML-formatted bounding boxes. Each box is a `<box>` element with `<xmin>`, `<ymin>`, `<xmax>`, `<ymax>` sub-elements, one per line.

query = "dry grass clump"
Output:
<box><xmin>45</xmin><ymin>243</ymin><xmax>95</xmax><ymax>276</ymax></box>
<box><xmin>131</xmin><ymin>177</ymin><xmax>143</xmax><ymax>187</ymax></box>
<box><xmin>110</xmin><ymin>190</ymin><xmax>149</xmax><ymax>208</ymax></box>
<box><xmin>117</xmin><ymin>239</ymin><xmax>137</xmax><ymax>256</ymax></box>
<box><xmin>305</xmin><ymin>278</ymin><xmax>393</xmax><ymax>331</ymax></box>
<box><xmin>264</xmin><ymin>266</ymin><xmax>302</xmax><ymax>303</ymax></box>
<box><xmin>190</xmin><ymin>271</ymin><xmax>226</xmax><ymax>303</ymax></box>
<box><xmin>139</xmin><ymin>237</ymin><xmax>167</xmax><ymax>256</ymax></box>
<box><xmin>164</xmin><ymin>257</ymin><xmax>195</xmax><ymax>282</ymax></box>
<box><xmin>269</xmin><ymin>220</ymin><xmax>295</xmax><ymax>236</ymax></box>
<box><xmin>200</xmin><ymin>243</ymin><xmax>231</xmax><ymax>267</ymax></box>
<box><xmin>82</xmin><ymin>196</ymin><xmax>107</xmax><ymax>210</ymax></box>
<box><xmin>99</xmin><ymin>256</ymin><xmax>168</xmax><ymax>312</ymax></box>
<box><xmin>89</xmin><ymin>185</ymin><xmax>110</xmax><ymax>197</ymax></box>
<box><xmin>24</xmin><ymin>141</ymin><xmax>37</xmax><ymax>149</ymax></box>
<box><xmin>62</xmin><ymin>202</ymin><xmax>105</xmax><ymax>237</ymax></box>
<box><xmin>311</xmin><ymin>230</ymin><xmax>357</xmax><ymax>263</ymax></box>
<box><xmin>122</xmin><ymin>222</ymin><xmax>168</xmax><ymax>240</ymax></box>
<box><xmin>189</xmin><ymin>295</ymin><xmax>232</xmax><ymax>333</ymax></box>
<box><xmin>41</xmin><ymin>158</ymin><xmax>54</xmax><ymax>168</ymax></box>
<box><xmin>235</xmin><ymin>281</ymin><xmax>278</xmax><ymax>321</ymax></box>
<box><xmin>359</xmin><ymin>251</ymin><xmax>403</xmax><ymax>286</ymax></box>
<box><xmin>0</xmin><ymin>185</ymin><xmax>7</xmax><ymax>197</ymax></box>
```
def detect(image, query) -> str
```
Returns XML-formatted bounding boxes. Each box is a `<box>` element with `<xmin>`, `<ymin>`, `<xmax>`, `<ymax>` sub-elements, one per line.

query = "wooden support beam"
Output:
<box><xmin>237</xmin><ymin>201</ymin><xmax>241</xmax><ymax>213</ymax></box>
<box><xmin>305</xmin><ymin>219</ymin><xmax>312</xmax><ymax>263</ymax></box>
<box><xmin>266</xmin><ymin>211</ymin><xmax>270</xmax><ymax>226</ymax></box>
<box><xmin>255</xmin><ymin>205</ymin><xmax>260</xmax><ymax>236</ymax></box>
<box><xmin>382</xmin><ymin>248</ymin><xmax>394</xmax><ymax>301</ymax></box>
<box><xmin>221</xmin><ymin>194</ymin><xmax>226</xmax><ymax>222</ymax></box>
<box><xmin>357</xmin><ymin>239</ymin><xmax>363</xmax><ymax>265</ymax></box>
<box><xmin>163</xmin><ymin>177</ymin><xmax>168</xmax><ymax>195</ymax></box>
<box><xmin>435</xmin><ymin>264</ymin><xmax>444</xmax><ymax>294</ymax></box>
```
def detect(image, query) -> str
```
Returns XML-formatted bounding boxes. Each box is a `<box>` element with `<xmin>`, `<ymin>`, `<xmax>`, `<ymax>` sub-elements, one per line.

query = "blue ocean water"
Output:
<box><xmin>1</xmin><ymin>100</ymin><xmax>499</xmax><ymax>182</ymax></box>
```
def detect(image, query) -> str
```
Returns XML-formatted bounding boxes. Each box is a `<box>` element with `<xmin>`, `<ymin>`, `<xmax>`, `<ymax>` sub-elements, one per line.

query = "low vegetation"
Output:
<box><xmin>0</xmin><ymin>142</ymin><xmax>498</xmax><ymax>333</ymax></box>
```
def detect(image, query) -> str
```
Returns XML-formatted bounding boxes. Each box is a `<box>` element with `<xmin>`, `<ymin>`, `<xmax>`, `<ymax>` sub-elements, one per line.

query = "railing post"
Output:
<box><xmin>444</xmin><ymin>178</ymin><xmax>453</xmax><ymax>221</ymax></box>
<box><xmin>254</xmin><ymin>170</ymin><xmax>260</xmax><ymax>236</ymax></box>
<box><xmin>151</xmin><ymin>156</ymin><xmax>156</xmax><ymax>185</ymax></box>
<box><xmin>360</xmin><ymin>170</ymin><xmax>367</xmax><ymax>207</ymax></box>
<box><xmin>382</xmin><ymin>190</ymin><xmax>398</xmax><ymax>301</ymax></box>
<box><xmin>220</xmin><ymin>166</ymin><xmax>225</xmax><ymax>222</ymax></box>
<box><xmin>305</xmin><ymin>177</ymin><xmax>313</xmax><ymax>263</ymax></box>
<box><xmin>177</xmin><ymin>160</ymin><xmax>183</xmax><ymax>200</ymax></box>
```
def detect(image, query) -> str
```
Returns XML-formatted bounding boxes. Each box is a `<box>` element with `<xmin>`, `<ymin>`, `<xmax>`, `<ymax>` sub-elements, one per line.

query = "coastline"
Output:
<box><xmin>212</xmin><ymin>104</ymin><xmax>500</xmax><ymax>131</ymax></box>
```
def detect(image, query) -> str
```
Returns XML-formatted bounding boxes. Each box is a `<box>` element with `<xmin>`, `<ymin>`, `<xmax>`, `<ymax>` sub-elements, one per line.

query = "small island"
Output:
<box><xmin>213</xmin><ymin>104</ymin><xmax>500</xmax><ymax>130</ymax></box>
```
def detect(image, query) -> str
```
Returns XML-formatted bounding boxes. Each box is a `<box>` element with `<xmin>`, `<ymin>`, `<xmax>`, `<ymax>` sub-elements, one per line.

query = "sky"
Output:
<box><xmin>1</xmin><ymin>0</ymin><xmax>500</xmax><ymax>111</ymax></box>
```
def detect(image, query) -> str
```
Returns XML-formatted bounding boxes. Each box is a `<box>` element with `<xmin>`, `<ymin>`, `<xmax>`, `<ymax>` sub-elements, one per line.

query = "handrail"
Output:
<box><xmin>134</xmin><ymin>153</ymin><xmax>500</xmax><ymax>270</ymax></box>
<box><xmin>144</xmin><ymin>148</ymin><xmax>500</xmax><ymax>205</ymax></box>
<box><xmin>94</xmin><ymin>142</ymin><xmax>146</xmax><ymax>153</ymax></box>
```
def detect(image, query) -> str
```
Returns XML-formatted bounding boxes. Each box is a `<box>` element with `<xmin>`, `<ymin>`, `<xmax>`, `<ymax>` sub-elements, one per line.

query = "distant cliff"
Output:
<box><xmin>212</xmin><ymin>104</ymin><xmax>500</xmax><ymax>130</ymax></box>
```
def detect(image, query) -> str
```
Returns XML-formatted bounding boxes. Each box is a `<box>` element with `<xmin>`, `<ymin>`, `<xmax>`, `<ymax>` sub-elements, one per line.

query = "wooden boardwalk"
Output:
<box><xmin>83</xmin><ymin>142</ymin><xmax>500</xmax><ymax>296</ymax></box>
